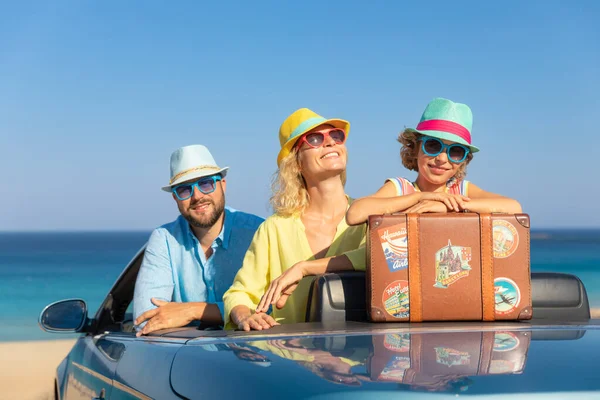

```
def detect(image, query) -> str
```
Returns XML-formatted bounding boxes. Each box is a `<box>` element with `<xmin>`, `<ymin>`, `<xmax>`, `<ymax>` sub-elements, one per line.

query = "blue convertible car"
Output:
<box><xmin>40</xmin><ymin>245</ymin><xmax>600</xmax><ymax>399</ymax></box>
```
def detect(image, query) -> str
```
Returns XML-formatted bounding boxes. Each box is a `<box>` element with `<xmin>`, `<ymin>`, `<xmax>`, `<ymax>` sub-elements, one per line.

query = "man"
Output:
<box><xmin>133</xmin><ymin>144</ymin><xmax>264</xmax><ymax>336</ymax></box>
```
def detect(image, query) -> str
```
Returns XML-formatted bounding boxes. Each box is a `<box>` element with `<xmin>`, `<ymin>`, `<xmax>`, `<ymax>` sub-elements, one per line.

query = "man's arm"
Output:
<box><xmin>133</xmin><ymin>229</ymin><xmax>175</xmax><ymax>327</ymax></box>
<box><xmin>135</xmin><ymin>299</ymin><xmax>222</xmax><ymax>336</ymax></box>
<box><xmin>133</xmin><ymin>230</ymin><xmax>224</xmax><ymax>335</ymax></box>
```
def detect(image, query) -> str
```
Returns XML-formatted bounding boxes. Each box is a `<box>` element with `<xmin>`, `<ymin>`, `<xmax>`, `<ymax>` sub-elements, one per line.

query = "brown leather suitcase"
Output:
<box><xmin>366</xmin><ymin>213</ymin><xmax>532</xmax><ymax>322</ymax></box>
<box><xmin>367</xmin><ymin>330</ymin><xmax>531</xmax><ymax>388</ymax></box>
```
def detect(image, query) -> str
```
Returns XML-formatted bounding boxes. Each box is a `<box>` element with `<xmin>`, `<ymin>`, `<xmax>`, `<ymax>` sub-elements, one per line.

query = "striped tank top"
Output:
<box><xmin>386</xmin><ymin>177</ymin><xmax>469</xmax><ymax>196</ymax></box>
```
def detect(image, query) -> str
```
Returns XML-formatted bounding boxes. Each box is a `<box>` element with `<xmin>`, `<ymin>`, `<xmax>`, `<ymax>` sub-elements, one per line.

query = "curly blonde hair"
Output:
<box><xmin>397</xmin><ymin>129</ymin><xmax>473</xmax><ymax>181</ymax></box>
<box><xmin>270</xmin><ymin>148</ymin><xmax>347</xmax><ymax>217</ymax></box>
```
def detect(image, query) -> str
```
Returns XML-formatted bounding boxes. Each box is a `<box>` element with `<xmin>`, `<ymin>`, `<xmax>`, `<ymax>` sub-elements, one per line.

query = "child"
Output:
<box><xmin>346</xmin><ymin>98</ymin><xmax>522</xmax><ymax>226</ymax></box>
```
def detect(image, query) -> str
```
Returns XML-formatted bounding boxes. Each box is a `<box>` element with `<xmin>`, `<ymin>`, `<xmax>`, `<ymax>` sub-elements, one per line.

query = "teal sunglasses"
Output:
<box><xmin>172</xmin><ymin>175</ymin><xmax>222</xmax><ymax>201</ymax></box>
<box><xmin>420</xmin><ymin>136</ymin><xmax>470</xmax><ymax>163</ymax></box>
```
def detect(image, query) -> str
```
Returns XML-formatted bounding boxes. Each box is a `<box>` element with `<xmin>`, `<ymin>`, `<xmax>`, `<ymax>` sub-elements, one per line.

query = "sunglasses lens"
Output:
<box><xmin>329</xmin><ymin>129</ymin><xmax>346</xmax><ymax>143</ymax></box>
<box><xmin>304</xmin><ymin>133</ymin><xmax>325</xmax><ymax>147</ymax></box>
<box><xmin>449</xmin><ymin>145</ymin><xmax>467</xmax><ymax>162</ymax></box>
<box><xmin>175</xmin><ymin>185</ymin><xmax>192</xmax><ymax>199</ymax></box>
<box><xmin>198</xmin><ymin>179</ymin><xmax>216</xmax><ymax>194</ymax></box>
<box><xmin>423</xmin><ymin>138</ymin><xmax>443</xmax><ymax>155</ymax></box>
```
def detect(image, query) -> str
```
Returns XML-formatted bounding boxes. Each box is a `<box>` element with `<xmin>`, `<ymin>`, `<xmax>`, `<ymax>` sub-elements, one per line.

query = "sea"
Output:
<box><xmin>1</xmin><ymin>230</ymin><xmax>599</xmax><ymax>342</ymax></box>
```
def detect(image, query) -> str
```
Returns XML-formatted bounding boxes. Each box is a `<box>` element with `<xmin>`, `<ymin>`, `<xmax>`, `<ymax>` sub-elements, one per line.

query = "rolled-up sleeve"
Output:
<box><xmin>223</xmin><ymin>222</ymin><xmax>271</xmax><ymax>329</ymax></box>
<box><xmin>343</xmin><ymin>223</ymin><xmax>368</xmax><ymax>271</ymax></box>
<box><xmin>216</xmin><ymin>301</ymin><xmax>225</xmax><ymax>321</ymax></box>
<box><xmin>133</xmin><ymin>229</ymin><xmax>174</xmax><ymax>327</ymax></box>
<box><xmin>345</xmin><ymin>245</ymin><xmax>366</xmax><ymax>271</ymax></box>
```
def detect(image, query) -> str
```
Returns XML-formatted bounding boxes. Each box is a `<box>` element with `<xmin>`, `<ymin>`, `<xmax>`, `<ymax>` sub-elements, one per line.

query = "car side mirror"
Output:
<box><xmin>39</xmin><ymin>299</ymin><xmax>88</xmax><ymax>333</ymax></box>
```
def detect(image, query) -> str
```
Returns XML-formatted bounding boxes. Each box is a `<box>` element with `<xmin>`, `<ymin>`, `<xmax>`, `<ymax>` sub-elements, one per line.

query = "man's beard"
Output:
<box><xmin>185</xmin><ymin>195</ymin><xmax>225</xmax><ymax>229</ymax></box>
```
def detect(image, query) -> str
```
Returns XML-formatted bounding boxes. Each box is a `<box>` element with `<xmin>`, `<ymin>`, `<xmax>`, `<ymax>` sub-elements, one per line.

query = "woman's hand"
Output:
<box><xmin>419</xmin><ymin>192</ymin><xmax>470</xmax><ymax>212</ymax></box>
<box><xmin>231</xmin><ymin>305</ymin><xmax>279</xmax><ymax>332</ymax></box>
<box><xmin>238</xmin><ymin>313</ymin><xmax>279</xmax><ymax>331</ymax></box>
<box><xmin>256</xmin><ymin>263</ymin><xmax>305</xmax><ymax>313</ymax></box>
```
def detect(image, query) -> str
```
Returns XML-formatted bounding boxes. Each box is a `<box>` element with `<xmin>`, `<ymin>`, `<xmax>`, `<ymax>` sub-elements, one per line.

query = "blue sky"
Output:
<box><xmin>1</xmin><ymin>1</ymin><xmax>599</xmax><ymax>230</ymax></box>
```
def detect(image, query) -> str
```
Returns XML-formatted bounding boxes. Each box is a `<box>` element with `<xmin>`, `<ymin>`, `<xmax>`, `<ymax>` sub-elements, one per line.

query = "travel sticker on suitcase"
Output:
<box><xmin>494</xmin><ymin>278</ymin><xmax>521</xmax><ymax>315</ymax></box>
<box><xmin>384</xmin><ymin>333</ymin><xmax>410</xmax><ymax>352</ymax></box>
<box><xmin>383</xmin><ymin>280</ymin><xmax>410</xmax><ymax>318</ymax></box>
<box><xmin>493</xmin><ymin>220</ymin><xmax>519</xmax><ymax>258</ymax></box>
<box><xmin>433</xmin><ymin>240</ymin><xmax>472</xmax><ymax>288</ymax></box>
<box><xmin>377</xmin><ymin>224</ymin><xmax>408</xmax><ymax>272</ymax></box>
<box><xmin>435</xmin><ymin>347</ymin><xmax>472</xmax><ymax>367</ymax></box>
<box><xmin>378</xmin><ymin>356</ymin><xmax>411</xmax><ymax>382</ymax></box>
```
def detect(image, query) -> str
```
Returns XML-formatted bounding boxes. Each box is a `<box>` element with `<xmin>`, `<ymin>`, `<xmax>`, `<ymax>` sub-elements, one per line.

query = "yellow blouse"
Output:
<box><xmin>223</xmin><ymin>200</ymin><xmax>367</xmax><ymax>329</ymax></box>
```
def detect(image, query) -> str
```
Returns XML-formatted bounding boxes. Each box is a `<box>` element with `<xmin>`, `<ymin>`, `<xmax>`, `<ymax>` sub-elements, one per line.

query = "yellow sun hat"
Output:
<box><xmin>277</xmin><ymin>108</ymin><xmax>350</xmax><ymax>166</ymax></box>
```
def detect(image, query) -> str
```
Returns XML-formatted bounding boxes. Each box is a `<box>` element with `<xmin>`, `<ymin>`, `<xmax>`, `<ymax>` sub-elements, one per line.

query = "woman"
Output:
<box><xmin>223</xmin><ymin>108</ymin><xmax>366</xmax><ymax>331</ymax></box>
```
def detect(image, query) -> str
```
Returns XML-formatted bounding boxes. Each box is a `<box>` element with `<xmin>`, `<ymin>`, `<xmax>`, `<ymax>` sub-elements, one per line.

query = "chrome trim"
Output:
<box><xmin>71</xmin><ymin>361</ymin><xmax>112</xmax><ymax>386</ymax></box>
<box><xmin>112</xmin><ymin>379</ymin><xmax>153</xmax><ymax>400</ymax></box>
<box><xmin>38</xmin><ymin>298</ymin><xmax>88</xmax><ymax>333</ymax></box>
<box><xmin>71</xmin><ymin>361</ymin><xmax>152</xmax><ymax>400</ymax></box>
<box><xmin>114</xmin><ymin>335</ymin><xmax>191</xmax><ymax>345</ymax></box>
<box><xmin>187</xmin><ymin>322</ymin><xmax>600</xmax><ymax>345</ymax></box>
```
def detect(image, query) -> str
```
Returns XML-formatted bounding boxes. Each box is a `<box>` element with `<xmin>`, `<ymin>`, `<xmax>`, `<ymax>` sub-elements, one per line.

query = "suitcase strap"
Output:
<box><xmin>406</xmin><ymin>213</ymin><xmax>495</xmax><ymax>322</ymax></box>
<box><xmin>480</xmin><ymin>213</ymin><xmax>496</xmax><ymax>321</ymax></box>
<box><xmin>408</xmin><ymin>214</ymin><xmax>423</xmax><ymax>322</ymax></box>
<box><xmin>478</xmin><ymin>331</ymin><xmax>496</xmax><ymax>373</ymax></box>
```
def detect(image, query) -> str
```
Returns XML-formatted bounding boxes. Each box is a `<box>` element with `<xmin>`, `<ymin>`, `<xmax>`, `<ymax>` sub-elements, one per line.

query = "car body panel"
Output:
<box><xmin>165</xmin><ymin>323</ymin><xmax>600</xmax><ymax>399</ymax></box>
<box><xmin>111</xmin><ymin>336</ymin><xmax>184</xmax><ymax>400</ymax></box>
<box><xmin>61</xmin><ymin>337</ymin><xmax>118</xmax><ymax>400</ymax></box>
<box><xmin>40</xmin><ymin>243</ymin><xmax>600</xmax><ymax>399</ymax></box>
<box><xmin>55</xmin><ymin>357</ymin><xmax>68</xmax><ymax>400</ymax></box>
<box><xmin>52</xmin><ymin>321</ymin><xmax>600</xmax><ymax>399</ymax></box>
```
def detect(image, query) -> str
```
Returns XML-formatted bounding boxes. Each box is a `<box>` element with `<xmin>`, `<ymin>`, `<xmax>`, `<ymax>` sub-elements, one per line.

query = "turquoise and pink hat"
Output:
<box><xmin>407</xmin><ymin>97</ymin><xmax>480</xmax><ymax>153</ymax></box>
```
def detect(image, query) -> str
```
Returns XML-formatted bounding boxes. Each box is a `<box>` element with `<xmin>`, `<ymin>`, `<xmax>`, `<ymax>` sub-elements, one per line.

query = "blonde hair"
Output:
<box><xmin>397</xmin><ymin>129</ymin><xmax>473</xmax><ymax>181</ymax></box>
<box><xmin>270</xmin><ymin>148</ymin><xmax>347</xmax><ymax>217</ymax></box>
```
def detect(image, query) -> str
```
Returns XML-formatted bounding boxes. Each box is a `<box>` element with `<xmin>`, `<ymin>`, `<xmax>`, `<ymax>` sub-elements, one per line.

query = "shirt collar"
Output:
<box><xmin>183</xmin><ymin>207</ymin><xmax>232</xmax><ymax>250</ymax></box>
<box><xmin>220</xmin><ymin>207</ymin><xmax>232</xmax><ymax>250</ymax></box>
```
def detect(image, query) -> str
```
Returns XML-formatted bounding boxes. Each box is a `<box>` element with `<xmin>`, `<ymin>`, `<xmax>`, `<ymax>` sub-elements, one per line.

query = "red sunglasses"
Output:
<box><xmin>295</xmin><ymin>128</ymin><xmax>347</xmax><ymax>149</ymax></box>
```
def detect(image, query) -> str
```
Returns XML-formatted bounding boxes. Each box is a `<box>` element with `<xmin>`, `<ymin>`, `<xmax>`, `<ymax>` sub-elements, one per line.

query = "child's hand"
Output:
<box><xmin>405</xmin><ymin>200</ymin><xmax>449</xmax><ymax>213</ymax></box>
<box><xmin>420</xmin><ymin>192</ymin><xmax>470</xmax><ymax>212</ymax></box>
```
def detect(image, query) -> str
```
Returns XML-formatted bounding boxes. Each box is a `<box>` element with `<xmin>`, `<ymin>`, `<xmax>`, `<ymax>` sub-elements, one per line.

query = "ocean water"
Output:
<box><xmin>0</xmin><ymin>232</ymin><xmax>149</xmax><ymax>342</ymax></box>
<box><xmin>1</xmin><ymin>230</ymin><xmax>599</xmax><ymax>342</ymax></box>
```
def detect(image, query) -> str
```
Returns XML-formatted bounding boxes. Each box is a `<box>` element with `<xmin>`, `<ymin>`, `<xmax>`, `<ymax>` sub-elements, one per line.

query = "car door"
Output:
<box><xmin>107</xmin><ymin>332</ymin><xmax>186</xmax><ymax>400</ymax></box>
<box><xmin>60</xmin><ymin>323</ymin><xmax>185</xmax><ymax>400</ymax></box>
<box><xmin>56</xmin><ymin>246</ymin><xmax>145</xmax><ymax>400</ymax></box>
<box><xmin>78</xmin><ymin>264</ymin><xmax>186</xmax><ymax>400</ymax></box>
<box><xmin>61</xmin><ymin>334</ymin><xmax>122</xmax><ymax>400</ymax></box>
<box><xmin>59</xmin><ymin>243</ymin><xmax>189</xmax><ymax>399</ymax></box>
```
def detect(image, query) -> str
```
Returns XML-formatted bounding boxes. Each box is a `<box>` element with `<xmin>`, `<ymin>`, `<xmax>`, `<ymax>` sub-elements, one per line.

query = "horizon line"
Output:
<box><xmin>2</xmin><ymin>227</ymin><xmax>600</xmax><ymax>234</ymax></box>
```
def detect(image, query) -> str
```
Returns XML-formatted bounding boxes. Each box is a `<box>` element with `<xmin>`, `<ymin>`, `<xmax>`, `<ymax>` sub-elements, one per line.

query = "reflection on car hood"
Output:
<box><xmin>169</xmin><ymin>323</ymin><xmax>600</xmax><ymax>399</ymax></box>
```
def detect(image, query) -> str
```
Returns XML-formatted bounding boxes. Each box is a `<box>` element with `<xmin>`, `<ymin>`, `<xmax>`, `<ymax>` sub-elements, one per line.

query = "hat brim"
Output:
<box><xmin>161</xmin><ymin>167</ymin><xmax>229</xmax><ymax>192</ymax></box>
<box><xmin>277</xmin><ymin>119</ymin><xmax>350</xmax><ymax>166</ymax></box>
<box><xmin>407</xmin><ymin>128</ymin><xmax>480</xmax><ymax>153</ymax></box>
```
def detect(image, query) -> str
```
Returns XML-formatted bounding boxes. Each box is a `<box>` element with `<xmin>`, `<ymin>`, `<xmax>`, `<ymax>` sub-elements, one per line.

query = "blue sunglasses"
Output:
<box><xmin>172</xmin><ymin>175</ymin><xmax>222</xmax><ymax>201</ymax></box>
<box><xmin>420</xmin><ymin>136</ymin><xmax>470</xmax><ymax>163</ymax></box>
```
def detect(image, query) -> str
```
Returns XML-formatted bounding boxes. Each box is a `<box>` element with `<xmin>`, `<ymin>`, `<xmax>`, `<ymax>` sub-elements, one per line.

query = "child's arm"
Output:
<box><xmin>346</xmin><ymin>182</ymin><xmax>420</xmax><ymax>225</ymax></box>
<box><xmin>460</xmin><ymin>183</ymin><xmax>523</xmax><ymax>214</ymax></box>
<box><xmin>346</xmin><ymin>181</ymin><xmax>469</xmax><ymax>225</ymax></box>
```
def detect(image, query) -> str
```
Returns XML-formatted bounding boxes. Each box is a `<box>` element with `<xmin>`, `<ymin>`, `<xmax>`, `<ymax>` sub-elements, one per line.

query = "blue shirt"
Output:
<box><xmin>133</xmin><ymin>206</ymin><xmax>264</xmax><ymax>327</ymax></box>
